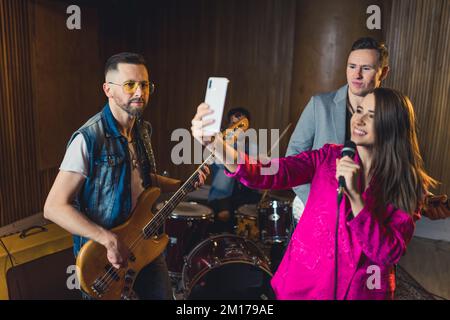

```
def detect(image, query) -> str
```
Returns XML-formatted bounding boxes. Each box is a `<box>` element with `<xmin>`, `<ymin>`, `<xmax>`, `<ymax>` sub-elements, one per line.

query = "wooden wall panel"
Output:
<box><xmin>138</xmin><ymin>0</ymin><xmax>297</xmax><ymax>180</ymax></box>
<box><xmin>0</xmin><ymin>0</ymin><xmax>102</xmax><ymax>226</ymax></box>
<box><xmin>0</xmin><ymin>0</ymin><xmax>39</xmax><ymax>226</ymax></box>
<box><xmin>30</xmin><ymin>0</ymin><xmax>104</xmax><ymax>170</ymax></box>
<box><xmin>384</xmin><ymin>0</ymin><xmax>450</xmax><ymax>196</ymax></box>
<box><xmin>288</xmin><ymin>0</ymin><xmax>386</xmax><ymax>126</ymax></box>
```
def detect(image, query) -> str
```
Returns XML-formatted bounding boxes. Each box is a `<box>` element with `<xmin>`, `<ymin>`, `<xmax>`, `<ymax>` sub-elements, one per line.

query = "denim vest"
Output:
<box><xmin>68</xmin><ymin>104</ymin><xmax>154</xmax><ymax>257</ymax></box>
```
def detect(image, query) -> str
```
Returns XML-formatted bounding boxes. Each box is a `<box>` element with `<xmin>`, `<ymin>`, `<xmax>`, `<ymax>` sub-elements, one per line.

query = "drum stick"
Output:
<box><xmin>258</xmin><ymin>123</ymin><xmax>292</xmax><ymax>205</ymax></box>
<box><xmin>260</xmin><ymin>190</ymin><xmax>270</xmax><ymax>204</ymax></box>
<box><xmin>268</xmin><ymin>123</ymin><xmax>292</xmax><ymax>157</ymax></box>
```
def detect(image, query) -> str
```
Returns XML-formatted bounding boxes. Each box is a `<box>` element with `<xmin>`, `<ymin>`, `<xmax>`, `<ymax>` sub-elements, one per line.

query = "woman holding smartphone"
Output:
<box><xmin>191</xmin><ymin>88</ymin><xmax>436</xmax><ymax>300</ymax></box>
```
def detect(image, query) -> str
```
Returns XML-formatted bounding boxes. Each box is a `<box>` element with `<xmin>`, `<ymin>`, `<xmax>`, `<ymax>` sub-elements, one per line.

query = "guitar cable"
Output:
<box><xmin>0</xmin><ymin>238</ymin><xmax>15</xmax><ymax>268</ymax></box>
<box><xmin>0</xmin><ymin>237</ymin><xmax>24</xmax><ymax>298</ymax></box>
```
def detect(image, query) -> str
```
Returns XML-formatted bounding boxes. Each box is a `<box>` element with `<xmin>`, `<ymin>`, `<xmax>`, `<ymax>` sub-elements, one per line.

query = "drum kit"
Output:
<box><xmin>159</xmin><ymin>195</ymin><xmax>293</xmax><ymax>300</ymax></box>
<box><xmin>236</xmin><ymin>200</ymin><xmax>293</xmax><ymax>244</ymax></box>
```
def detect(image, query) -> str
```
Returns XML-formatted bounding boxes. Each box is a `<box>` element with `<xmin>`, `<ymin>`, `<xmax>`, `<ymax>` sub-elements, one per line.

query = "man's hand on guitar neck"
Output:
<box><xmin>151</xmin><ymin>168</ymin><xmax>210</xmax><ymax>192</ymax></box>
<box><xmin>99</xmin><ymin>229</ymin><xmax>131</xmax><ymax>269</ymax></box>
<box><xmin>194</xmin><ymin>166</ymin><xmax>210</xmax><ymax>189</ymax></box>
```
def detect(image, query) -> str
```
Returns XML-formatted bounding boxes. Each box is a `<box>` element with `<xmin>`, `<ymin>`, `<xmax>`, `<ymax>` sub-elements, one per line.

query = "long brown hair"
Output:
<box><xmin>369</xmin><ymin>88</ymin><xmax>437</xmax><ymax>215</ymax></box>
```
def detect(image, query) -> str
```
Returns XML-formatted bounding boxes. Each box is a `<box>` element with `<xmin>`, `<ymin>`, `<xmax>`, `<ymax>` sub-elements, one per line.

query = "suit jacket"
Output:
<box><xmin>286</xmin><ymin>85</ymin><xmax>348</xmax><ymax>205</ymax></box>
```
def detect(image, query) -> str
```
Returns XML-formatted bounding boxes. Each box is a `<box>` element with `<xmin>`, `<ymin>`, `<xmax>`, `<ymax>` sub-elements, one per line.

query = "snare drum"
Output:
<box><xmin>158</xmin><ymin>202</ymin><xmax>213</xmax><ymax>276</ymax></box>
<box><xmin>182</xmin><ymin>234</ymin><xmax>274</xmax><ymax>300</ymax></box>
<box><xmin>235</xmin><ymin>204</ymin><xmax>259</xmax><ymax>242</ymax></box>
<box><xmin>258</xmin><ymin>200</ymin><xmax>292</xmax><ymax>243</ymax></box>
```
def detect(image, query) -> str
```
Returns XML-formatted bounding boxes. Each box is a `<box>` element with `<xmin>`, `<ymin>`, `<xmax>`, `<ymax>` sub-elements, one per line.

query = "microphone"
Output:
<box><xmin>337</xmin><ymin>140</ymin><xmax>356</xmax><ymax>200</ymax></box>
<box><xmin>334</xmin><ymin>140</ymin><xmax>356</xmax><ymax>300</ymax></box>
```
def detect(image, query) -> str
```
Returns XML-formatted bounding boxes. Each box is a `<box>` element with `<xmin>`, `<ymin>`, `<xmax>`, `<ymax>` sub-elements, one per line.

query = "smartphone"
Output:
<box><xmin>202</xmin><ymin>77</ymin><xmax>229</xmax><ymax>134</ymax></box>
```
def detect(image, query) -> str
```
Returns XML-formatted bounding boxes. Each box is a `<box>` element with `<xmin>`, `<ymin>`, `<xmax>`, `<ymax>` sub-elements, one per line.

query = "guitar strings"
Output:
<box><xmin>95</xmin><ymin>123</ymin><xmax>247</xmax><ymax>294</ymax></box>
<box><xmin>98</xmin><ymin>169</ymin><xmax>202</xmax><ymax>290</ymax></box>
<box><xmin>98</xmin><ymin>156</ymin><xmax>213</xmax><ymax>291</ymax></box>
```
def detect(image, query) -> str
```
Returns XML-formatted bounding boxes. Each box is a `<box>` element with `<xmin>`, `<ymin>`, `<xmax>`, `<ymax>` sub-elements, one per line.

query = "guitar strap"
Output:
<box><xmin>136</xmin><ymin>118</ymin><xmax>157</xmax><ymax>175</ymax></box>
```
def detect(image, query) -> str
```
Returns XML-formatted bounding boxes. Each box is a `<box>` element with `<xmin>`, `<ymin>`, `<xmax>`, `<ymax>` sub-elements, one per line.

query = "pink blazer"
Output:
<box><xmin>226</xmin><ymin>144</ymin><xmax>418</xmax><ymax>300</ymax></box>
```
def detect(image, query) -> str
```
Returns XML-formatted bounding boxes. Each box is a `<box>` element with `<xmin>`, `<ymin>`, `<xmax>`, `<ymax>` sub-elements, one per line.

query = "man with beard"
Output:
<box><xmin>44</xmin><ymin>52</ymin><xmax>207</xmax><ymax>299</ymax></box>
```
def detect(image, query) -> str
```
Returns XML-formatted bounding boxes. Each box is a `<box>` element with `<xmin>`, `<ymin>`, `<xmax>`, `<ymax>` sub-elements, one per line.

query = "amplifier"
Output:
<box><xmin>0</xmin><ymin>220</ymin><xmax>80</xmax><ymax>299</ymax></box>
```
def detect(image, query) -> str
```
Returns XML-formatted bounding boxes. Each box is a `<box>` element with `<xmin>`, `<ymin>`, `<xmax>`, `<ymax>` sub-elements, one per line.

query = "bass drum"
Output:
<box><xmin>182</xmin><ymin>234</ymin><xmax>275</xmax><ymax>300</ymax></box>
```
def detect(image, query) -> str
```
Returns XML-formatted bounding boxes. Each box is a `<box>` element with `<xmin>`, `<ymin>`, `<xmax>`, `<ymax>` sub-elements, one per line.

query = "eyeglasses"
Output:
<box><xmin>108</xmin><ymin>80</ymin><xmax>155</xmax><ymax>94</ymax></box>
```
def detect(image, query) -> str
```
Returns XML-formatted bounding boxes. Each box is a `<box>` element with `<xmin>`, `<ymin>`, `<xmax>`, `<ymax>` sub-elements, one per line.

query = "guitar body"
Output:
<box><xmin>76</xmin><ymin>187</ymin><xmax>169</xmax><ymax>300</ymax></box>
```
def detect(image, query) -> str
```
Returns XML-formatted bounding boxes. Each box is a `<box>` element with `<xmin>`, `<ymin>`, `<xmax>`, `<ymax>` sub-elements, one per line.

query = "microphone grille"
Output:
<box><xmin>342</xmin><ymin>140</ymin><xmax>356</xmax><ymax>158</ymax></box>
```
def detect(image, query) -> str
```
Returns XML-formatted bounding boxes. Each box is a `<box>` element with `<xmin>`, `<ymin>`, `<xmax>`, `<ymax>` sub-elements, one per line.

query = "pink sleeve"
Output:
<box><xmin>347</xmin><ymin>205</ymin><xmax>416</xmax><ymax>265</ymax></box>
<box><xmin>224</xmin><ymin>144</ymin><xmax>332</xmax><ymax>190</ymax></box>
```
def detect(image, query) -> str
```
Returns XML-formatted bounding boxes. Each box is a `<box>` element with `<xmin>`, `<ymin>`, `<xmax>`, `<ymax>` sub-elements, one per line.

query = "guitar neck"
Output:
<box><xmin>143</xmin><ymin>153</ymin><xmax>215</xmax><ymax>235</ymax></box>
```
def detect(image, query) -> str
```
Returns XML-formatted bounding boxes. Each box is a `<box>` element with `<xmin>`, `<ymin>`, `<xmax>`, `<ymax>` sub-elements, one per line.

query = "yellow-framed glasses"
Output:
<box><xmin>108</xmin><ymin>80</ymin><xmax>155</xmax><ymax>94</ymax></box>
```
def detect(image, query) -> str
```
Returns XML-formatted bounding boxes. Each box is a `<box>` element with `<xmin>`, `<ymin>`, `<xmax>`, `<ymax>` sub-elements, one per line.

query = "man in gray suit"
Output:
<box><xmin>287</xmin><ymin>37</ymin><xmax>390</xmax><ymax>224</ymax></box>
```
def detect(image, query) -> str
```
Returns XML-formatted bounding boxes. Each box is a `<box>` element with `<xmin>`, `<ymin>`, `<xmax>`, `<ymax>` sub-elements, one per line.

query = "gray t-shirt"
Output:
<box><xmin>60</xmin><ymin>134</ymin><xmax>145</xmax><ymax>210</ymax></box>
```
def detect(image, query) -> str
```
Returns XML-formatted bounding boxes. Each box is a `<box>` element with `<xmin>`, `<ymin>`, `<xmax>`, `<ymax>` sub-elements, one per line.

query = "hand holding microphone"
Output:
<box><xmin>333</xmin><ymin>141</ymin><xmax>358</xmax><ymax>300</ymax></box>
<box><xmin>336</xmin><ymin>141</ymin><xmax>360</xmax><ymax>201</ymax></box>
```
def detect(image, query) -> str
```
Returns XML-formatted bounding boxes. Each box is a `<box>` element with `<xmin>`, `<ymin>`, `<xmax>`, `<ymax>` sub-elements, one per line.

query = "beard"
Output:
<box><xmin>114</xmin><ymin>96</ymin><xmax>148</xmax><ymax>117</ymax></box>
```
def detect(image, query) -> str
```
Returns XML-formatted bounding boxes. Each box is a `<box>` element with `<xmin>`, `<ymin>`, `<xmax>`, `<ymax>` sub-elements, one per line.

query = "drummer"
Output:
<box><xmin>208</xmin><ymin>107</ymin><xmax>261</xmax><ymax>233</ymax></box>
